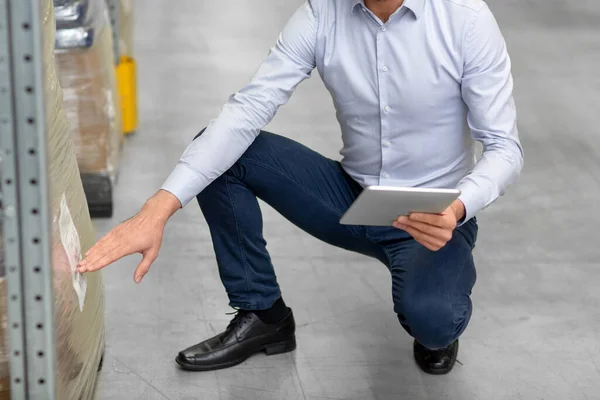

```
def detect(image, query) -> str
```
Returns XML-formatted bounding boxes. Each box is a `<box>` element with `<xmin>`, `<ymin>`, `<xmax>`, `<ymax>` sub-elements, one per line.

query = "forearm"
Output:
<box><xmin>160</xmin><ymin>73</ymin><xmax>302</xmax><ymax>207</ymax></box>
<box><xmin>160</xmin><ymin>101</ymin><xmax>267</xmax><ymax>207</ymax></box>
<box><xmin>160</xmin><ymin>3</ymin><xmax>317</xmax><ymax>207</ymax></box>
<box><xmin>456</xmin><ymin>143</ymin><xmax>523</xmax><ymax>223</ymax></box>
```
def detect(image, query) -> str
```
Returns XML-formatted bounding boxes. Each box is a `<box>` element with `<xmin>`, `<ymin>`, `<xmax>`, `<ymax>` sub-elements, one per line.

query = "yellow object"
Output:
<box><xmin>117</xmin><ymin>56</ymin><xmax>138</xmax><ymax>134</ymax></box>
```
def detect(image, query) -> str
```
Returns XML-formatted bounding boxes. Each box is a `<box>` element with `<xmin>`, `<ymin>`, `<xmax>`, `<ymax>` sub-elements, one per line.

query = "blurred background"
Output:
<box><xmin>1</xmin><ymin>0</ymin><xmax>599</xmax><ymax>399</ymax></box>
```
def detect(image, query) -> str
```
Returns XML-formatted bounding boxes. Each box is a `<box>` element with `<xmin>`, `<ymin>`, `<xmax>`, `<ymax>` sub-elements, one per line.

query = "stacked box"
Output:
<box><xmin>0</xmin><ymin>0</ymin><xmax>106</xmax><ymax>398</ymax></box>
<box><xmin>46</xmin><ymin>0</ymin><xmax>107</xmax><ymax>396</ymax></box>
<box><xmin>55</xmin><ymin>28</ymin><xmax>122</xmax><ymax>177</ymax></box>
<box><xmin>54</xmin><ymin>0</ymin><xmax>122</xmax><ymax>216</ymax></box>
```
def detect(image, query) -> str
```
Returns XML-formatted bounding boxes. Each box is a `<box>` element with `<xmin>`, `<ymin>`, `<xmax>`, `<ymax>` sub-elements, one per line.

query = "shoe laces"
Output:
<box><xmin>225</xmin><ymin>308</ymin><xmax>252</xmax><ymax>330</ymax></box>
<box><xmin>426</xmin><ymin>346</ymin><xmax>463</xmax><ymax>366</ymax></box>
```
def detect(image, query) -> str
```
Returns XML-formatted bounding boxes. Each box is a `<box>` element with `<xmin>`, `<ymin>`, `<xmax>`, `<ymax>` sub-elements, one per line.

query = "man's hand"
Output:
<box><xmin>77</xmin><ymin>190</ymin><xmax>181</xmax><ymax>283</ymax></box>
<box><xmin>393</xmin><ymin>200</ymin><xmax>466</xmax><ymax>251</ymax></box>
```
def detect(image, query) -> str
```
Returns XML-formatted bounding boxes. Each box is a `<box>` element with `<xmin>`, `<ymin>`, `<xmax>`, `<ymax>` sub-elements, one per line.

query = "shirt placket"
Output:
<box><xmin>376</xmin><ymin>8</ymin><xmax>407</xmax><ymax>184</ymax></box>
<box><xmin>377</xmin><ymin>24</ymin><xmax>391</xmax><ymax>183</ymax></box>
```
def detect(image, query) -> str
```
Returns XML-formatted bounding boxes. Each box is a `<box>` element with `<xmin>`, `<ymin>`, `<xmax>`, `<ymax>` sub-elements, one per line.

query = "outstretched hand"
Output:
<box><xmin>393</xmin><ymin>200</ymin><xmax>466</xmax><ymax>251</ymax></box>
<box><xmin>77</xmin><ymin>190</ymin><xmax>181</xmax><ymax>283</ymax></box>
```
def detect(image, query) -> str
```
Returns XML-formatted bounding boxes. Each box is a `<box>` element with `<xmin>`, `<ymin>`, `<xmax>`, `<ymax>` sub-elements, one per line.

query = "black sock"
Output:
<box><xmin>252</xmin><ymin>297</ymin><xmax>288</xmax><ymax>324</ymax></box>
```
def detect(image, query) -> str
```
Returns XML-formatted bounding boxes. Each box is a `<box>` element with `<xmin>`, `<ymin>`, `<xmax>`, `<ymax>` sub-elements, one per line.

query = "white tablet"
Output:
<box><xmin>339</xmin><ymin>186</ymin><xmax>461</xmax><ymax>226</ymax></box>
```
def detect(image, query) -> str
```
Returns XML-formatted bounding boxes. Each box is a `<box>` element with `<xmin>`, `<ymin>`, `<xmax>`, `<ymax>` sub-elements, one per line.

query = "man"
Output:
<box><xmin>78</xmin><ymin>0</ymin><xmax>523</xmax><ymax>375</ymax></box>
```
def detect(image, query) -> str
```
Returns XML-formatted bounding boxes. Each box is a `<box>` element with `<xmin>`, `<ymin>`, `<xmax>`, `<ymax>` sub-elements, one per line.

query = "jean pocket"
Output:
<box><xmin>457</xmin><ymin>217</ymin><xmax>478</xmax><ymax>249</ymax></box>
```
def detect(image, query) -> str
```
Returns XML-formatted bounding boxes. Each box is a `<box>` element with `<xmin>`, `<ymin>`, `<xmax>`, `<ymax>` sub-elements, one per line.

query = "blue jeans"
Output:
<box><xmin>197</xmin><ymin>130</ymin><xmax>478</xmax><ymax>349</ymax></box>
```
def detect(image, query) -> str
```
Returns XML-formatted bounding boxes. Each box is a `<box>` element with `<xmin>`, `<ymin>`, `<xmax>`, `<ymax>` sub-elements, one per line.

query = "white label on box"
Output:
<box><xmin>59</xmin><ymin>193</ymin><xmax>87</xmax><ymax>311</ymax></box>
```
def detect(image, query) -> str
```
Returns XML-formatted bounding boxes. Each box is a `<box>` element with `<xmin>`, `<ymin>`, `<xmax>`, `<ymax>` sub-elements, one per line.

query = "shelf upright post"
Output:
<box><xmin>0</xmin><ymin>0</ymin><xmax>57</xmax><ymax>398</ymax></box>
<box><xmin>0</xmin><ymin>0</ymin><xmax>27</xmax><ymax>396</ymax></box>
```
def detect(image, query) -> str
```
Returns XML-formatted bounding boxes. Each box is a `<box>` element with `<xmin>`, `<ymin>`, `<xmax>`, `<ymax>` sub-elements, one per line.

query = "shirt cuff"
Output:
<box><xmin>455</xmin><ymin>181</ymin><xmax>486</xmax><ymax>226</ymax></box>
<box><xmin>161</xmin><ymin>162</ymin><xmax>211</xmax><ymax>207</ymax></box>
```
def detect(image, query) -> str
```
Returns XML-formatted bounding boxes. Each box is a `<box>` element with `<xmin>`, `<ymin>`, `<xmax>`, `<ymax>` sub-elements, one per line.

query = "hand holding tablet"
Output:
<box><xmin>340</xmin><ymin>186</ymin><xmax>461</xmax><ymax>226</ymax></box>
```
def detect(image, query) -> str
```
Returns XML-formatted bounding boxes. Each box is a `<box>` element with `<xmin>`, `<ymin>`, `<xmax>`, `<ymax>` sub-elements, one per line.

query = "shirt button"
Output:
<box><xmin>382</xmin><ymin>172</ymin><xmax>390</xmax><ymax>179</ymax></box>
<box><xmin>382</xmin><ymin>66</ymin><xmax>388</xmax><ymax>72</ymax></box>
<box><xmin>384</xmin><ymin>105</ymin><xmax>390</xmax><ymax>112</ymax></box>
<box><xmin>381</xmin><ymin>26</ymin><xmax>387</xmax><ymax>32</ymax></box>
<box><xmin>383</xmin><ymin>140</ymin><xmax>391</xmax><ymax>147</ymax></box>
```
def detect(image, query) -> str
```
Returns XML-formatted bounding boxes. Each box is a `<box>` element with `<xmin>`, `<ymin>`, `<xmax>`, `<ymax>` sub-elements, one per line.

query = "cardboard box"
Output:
<box><xmin>45</xmin><ymin>0</ymin><xmax>106</xmax><ymax>397</ymax></box>
<box><xmin>55</xmin><ymin>13</ymin><xmax>122</xmax><ymax>178</ymax></box>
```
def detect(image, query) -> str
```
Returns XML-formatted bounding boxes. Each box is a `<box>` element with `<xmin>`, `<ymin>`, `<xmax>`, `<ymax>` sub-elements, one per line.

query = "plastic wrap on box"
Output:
<box><xmin>55</xmin><ymin>7</ymin><xmax>122</xmax><ymax>180</ymax></box>
<box><xmin>46</xmin><ymin>0</ymin><xmax>106</xmax><ymax>396</ymax></box>
<box><xmin>118</xmin><ymin>0</ymin><xmax>133</xmax><ymax>57</ymax></box>
<box><xmin>0</xmin><ymin>179</ymin><xmax>6</xmax><ymax>398</ymax></box>
<box><xmin>54</xmin><ymin>0</ymin><xmax>90</xmax><ymax>27</ymax></box>
<box><xmin>0</xmin><ymin>0</ymin><xmax>106</xmax><ymax>398</ymax></box>
<box><xmin>54</xmin><ymin>0</ymin><xmax>107</xmax><ymax>50</ymax></box>
<box><xmin>0</xmin><ymin>278</ymin><xmax>10</xmax><ymax>400</ymax></box>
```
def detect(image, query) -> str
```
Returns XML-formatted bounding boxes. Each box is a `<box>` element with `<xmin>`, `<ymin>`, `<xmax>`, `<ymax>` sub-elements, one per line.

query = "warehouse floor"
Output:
<box><xmin>94</xmin><ymin>1</ymin><xmax>600</xmax><ymax>399</ymax></box>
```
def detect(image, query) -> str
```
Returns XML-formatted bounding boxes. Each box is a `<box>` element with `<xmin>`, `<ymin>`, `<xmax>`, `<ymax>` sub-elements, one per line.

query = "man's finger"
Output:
<box><xmin>134</xmin><ymin>252</ymin><xmax>157</xmax><ymax>283</ymax></box>
<box><xmin>81</xmin><ymin>222</ymin><xmax>131</xmax><ymax>258</ymax></box>
<box><xmin>79</xmin><ymin>232</ymin><xmax>119</xmax><ymax>265</ymax></box>
<box><xmin>80</xmin><ymin>243</ymin><xmax>130</xmax><ymax>273</ymax></box>
<box><xmin>399</xmin><ymin>219</ymin><xmax>452</xmax><ymax>242</ymax></box>
<box><xmin>396</xmin><ymin>224</ymin><xmax>444</xmax><ymax>251</ymax></box>
<box><xmin>78</xmin><ymin>239</ymin><xmax>116</xmax><ymax>270</ymax></box>
<box><xmin>81</xmin><ymin>238</ymin><xmax>108</xmax><ymax>261</ymax></box>
<box><xmin>406</xmin><ymin>212</ymin><xmax>450</xmax><ymax>228</ymax></box>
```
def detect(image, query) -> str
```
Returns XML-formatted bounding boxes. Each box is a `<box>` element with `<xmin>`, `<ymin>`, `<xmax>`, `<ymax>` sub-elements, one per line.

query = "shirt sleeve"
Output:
<box><xmin>161</xmin><ymin>2</ymin><xmax>318</xmax><ymax>207</ymax></box>
<box><xmin>456</xmin><ymin>3</ymin><xmax>524</xmax><ymax>224</ymax></box>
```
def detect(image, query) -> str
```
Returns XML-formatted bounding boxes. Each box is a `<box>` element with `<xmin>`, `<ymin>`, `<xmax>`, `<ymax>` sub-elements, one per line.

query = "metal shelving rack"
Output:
<box><xmin>0</xmin><ymin>0</ymin><xmax>57</xmax><ymax>398</ymax></box>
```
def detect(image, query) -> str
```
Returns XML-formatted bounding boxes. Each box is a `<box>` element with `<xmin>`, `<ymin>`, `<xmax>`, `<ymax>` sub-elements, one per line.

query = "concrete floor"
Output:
<box><xmin>95</xmin><ymin>1</ymin><xmax>600</xmax><ymax>399</ymax></box>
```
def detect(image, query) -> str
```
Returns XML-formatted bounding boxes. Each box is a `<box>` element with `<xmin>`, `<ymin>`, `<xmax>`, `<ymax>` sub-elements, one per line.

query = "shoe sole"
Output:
<box><xmin>175</xmin><ymin>337</ymin><xmax>297</xmax><ymax>372</ymax></box>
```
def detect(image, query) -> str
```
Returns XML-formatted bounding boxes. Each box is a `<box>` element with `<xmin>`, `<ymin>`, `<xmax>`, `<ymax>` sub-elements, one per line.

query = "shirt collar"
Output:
<box><xmin>351</xmin><ymin>0</ymin><xmax>364</xmax><ymax>12</ymax></box>
<box><xmin>351</xmin><ymin>0</ymin><xmax>425</xmax><ymax>20</ymax></box>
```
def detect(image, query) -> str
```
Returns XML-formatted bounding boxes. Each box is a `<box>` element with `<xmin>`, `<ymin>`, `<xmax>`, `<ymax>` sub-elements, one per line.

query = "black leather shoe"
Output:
<box><xmin>413</xmin><ymin>339</ymin><xmax>459</xmax><ymax>375</ymax></box>
<box><xmin>176</xmin><ymin>309</ymin><xmax>296</xmax><ymax>371</ymax></box>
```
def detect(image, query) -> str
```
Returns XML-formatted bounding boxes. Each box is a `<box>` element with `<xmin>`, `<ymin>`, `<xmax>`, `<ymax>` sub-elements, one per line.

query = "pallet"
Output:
<box><xmin>81</xmin><ymin>173</ymin><xmax>114</xmax><ymax>219</ymax></box>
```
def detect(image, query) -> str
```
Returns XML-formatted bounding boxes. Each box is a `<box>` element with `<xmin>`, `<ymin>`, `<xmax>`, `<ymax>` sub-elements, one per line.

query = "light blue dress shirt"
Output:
<box><xmin>162</xmin><ymin>0</ymin><xmax>523</xmax><ymax>223</ymax></box>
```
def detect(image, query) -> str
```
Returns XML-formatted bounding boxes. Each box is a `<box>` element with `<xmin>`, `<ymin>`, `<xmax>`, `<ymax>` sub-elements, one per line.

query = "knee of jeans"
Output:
<box><xmin>193</xmin><ymin>127</ymin><xmax>207</xmax><ymax>141</ymax></box>
<box><xmin>396</xmin><ymin>296</ymin><xmax>462</xmax><ymax>350</ymax></box>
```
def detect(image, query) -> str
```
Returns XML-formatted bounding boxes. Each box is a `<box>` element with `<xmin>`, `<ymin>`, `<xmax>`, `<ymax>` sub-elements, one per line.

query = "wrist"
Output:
<box><xmin>451</xmin><ymin>199</ymin><xmax>466</xmax><ymax>223</ymax></box>
<box><xmin>142</xmin><ymin>190</ymin><xmax>182</xmax><ymax>221</ymax></box>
